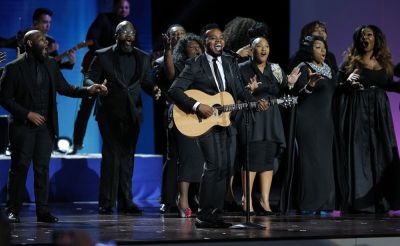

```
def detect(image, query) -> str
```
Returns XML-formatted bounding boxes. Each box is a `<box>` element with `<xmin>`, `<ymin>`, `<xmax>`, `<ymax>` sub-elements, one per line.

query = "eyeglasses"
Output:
<box><xmin>118</xmin><ymin>31</ymin><xmax>136</xmax><ymax>37</ymax></box>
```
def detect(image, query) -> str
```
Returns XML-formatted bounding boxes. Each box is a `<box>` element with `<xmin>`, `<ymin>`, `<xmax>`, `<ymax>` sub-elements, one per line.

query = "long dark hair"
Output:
<box><xmin>344</xmin><ymin>25</ymin><xmax>393</xmax><ymax>75</ymax></box>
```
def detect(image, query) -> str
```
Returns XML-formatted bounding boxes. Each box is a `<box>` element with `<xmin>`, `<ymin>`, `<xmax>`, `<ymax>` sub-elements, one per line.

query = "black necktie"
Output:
<box><xmin>212</xmin><ymin>58</ymin><xmax>224</xmax><ymax>91</ymax></box>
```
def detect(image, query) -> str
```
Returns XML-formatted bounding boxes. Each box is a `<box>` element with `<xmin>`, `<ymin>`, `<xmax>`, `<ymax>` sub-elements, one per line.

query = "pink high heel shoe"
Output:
<box><xmin>178</xmin><ymin>207</ymin><xmax>192</xmax><ymax>218</ymax></box>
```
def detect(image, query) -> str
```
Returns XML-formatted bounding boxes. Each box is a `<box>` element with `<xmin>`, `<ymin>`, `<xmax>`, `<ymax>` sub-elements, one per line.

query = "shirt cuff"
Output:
<box><xmin>192</xmin><ymin>102</ymin><xmax>200</xmax><ymax>112</ymax></box>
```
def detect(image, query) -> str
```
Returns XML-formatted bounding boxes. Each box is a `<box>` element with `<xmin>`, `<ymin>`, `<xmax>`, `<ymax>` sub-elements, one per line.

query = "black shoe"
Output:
<box><xmin>257</xmin><ymin>209</ymin><xmax>275</xmax><ymax>216</ymax></box>
<box><xmin>98</xmin><ymin>207</ymin><xmax>113</xmax><ymax>215</ymax></box>
<box><xmin>242</xmin><ymin>210</ymin><xmax>256</xmax><ymax>216</ymax></box>
<box><xmin>195</xmin><ymin>218</ymin><xmax>232</xmax><ymax>228</ymax></box>
<box><xmin>195</xmin><ymin>208</ymin><xmax>232</xmax><ymax>228</ymax></box>
<box><xmin>6</xmin><ymin>212</ymin><xmax>20</xmax><ymax>223</ymax></box>
<box><xmin>37</xmin><ymin>213</ymin><xmax>58</xmax><ymax>223</ymax></box>
<box><xmin>119</xmin><ymin>204</ymin><xmax>142</xmax><ymax>215</ymax></box>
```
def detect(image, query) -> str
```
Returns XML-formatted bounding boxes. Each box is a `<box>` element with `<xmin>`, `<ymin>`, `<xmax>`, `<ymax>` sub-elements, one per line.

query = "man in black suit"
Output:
<box><xmin>0</xmin><ymin>30</ymin><xmax>107</xmax><ymax>223</ymax></box>
<box><xmin>86</xmin><ymin>20</ymin><xmax>160</xmax><ymax>215</ymax></box>
<box><xmin>71</xmin><ymin>0</ymin><xmax>131</xmax><ymax>153</ymax></box>
<box><xmin>168</xmin><ymin>24</ymin><xmax>268</xmax><ymax>228</ymax></box>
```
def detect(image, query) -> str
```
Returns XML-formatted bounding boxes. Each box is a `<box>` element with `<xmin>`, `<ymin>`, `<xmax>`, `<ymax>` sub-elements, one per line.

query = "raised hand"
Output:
<box><xmin>153</xmin><ymin>85</ymin><xmax>162</xmax><ymax>100</ymax></box>
<box><xmin>347</xmin><ymin>69</ymin><xmax>360</xmax><ymax>82</ymax></box>
<box><xmin>27</xmin><ymin>112</ymin><xmax>45</xmax><ymax>126</ymax></box>
<box><xmin>161</xmin><ymin>33</ymin><xmax>172</xmax><ymax>51</ymax></box>
<box><xmin>288</xmin><ymin>67</ymin><xmax>301</xmax><ymax>86</ymax></box>
<box><xmin>307</xmin><ymin>68</ymin><xmax>323</xmax><ymax>87</ymax></box>
<box><xmin>246</xmin><ymin>75</ymin><xmax>261</xmax><ymax>92</ymax></box>
<box><xmin>236</xmin><ymin>44</ymin><xmax>251</xmax><ymax>58</ymax></box>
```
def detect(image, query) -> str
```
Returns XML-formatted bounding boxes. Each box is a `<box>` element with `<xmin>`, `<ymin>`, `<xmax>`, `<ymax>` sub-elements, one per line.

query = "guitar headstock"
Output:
<box><xmin>275</xmin><ymin>95</ymin><xmax>298</xmax><ymax>108</ymax></box>
<box><xmin>76</xmin><ymin>40</ymin><xmax>94</xmax><ymax>49</ymax></box>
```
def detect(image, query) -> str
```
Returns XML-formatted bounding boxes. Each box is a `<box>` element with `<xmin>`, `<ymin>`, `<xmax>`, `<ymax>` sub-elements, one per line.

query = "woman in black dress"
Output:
<box><xmin>236</xmin><ymin>23</ymin><xmax>301</xmax><ymax>214</ymax></box>
<box><xmin>170</xmin><ymin>34</ymin><xmax>204</xmax><ymax>217</ymax></box>
<box><xmin>292</xmin><ymin>36</ymin><xmax>336</xmax><ymax>214</ymax></box>
<box><xmin>334</xmin><ymin>25</ymin><xmax>400</xmax><ymax>214</ymax></box>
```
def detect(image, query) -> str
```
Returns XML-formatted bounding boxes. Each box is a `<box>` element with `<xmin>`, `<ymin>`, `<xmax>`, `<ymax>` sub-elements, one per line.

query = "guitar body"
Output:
<box><xmin>173</xmin><ymin>90</ymin><xmax>234</xmax><ymax>137</ymax></box>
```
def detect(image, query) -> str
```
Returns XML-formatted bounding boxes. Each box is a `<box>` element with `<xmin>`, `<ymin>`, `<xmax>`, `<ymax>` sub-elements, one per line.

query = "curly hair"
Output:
<box><xmin>172</xmin><ymin>33</ymin><xmax>203</xmax><ymax>64</ymax></box>
<box><xmin>344</xmin><ymin>25</ymin><xmax>393</xmax><ymax>75</ymax></box>
<box><xmin>299</xmin><ymin>20</ymin><xmax>327</xmax><ymax>45</ymax></box>
<box><xmin>248</xmin><ymin>22</ymin><xmax>270</xmax><ymax>45</ymax></box>
<box><xmin>223</xmin><ymin>17</ymin><xmax>256</xmax><ymax>51</ymax></box>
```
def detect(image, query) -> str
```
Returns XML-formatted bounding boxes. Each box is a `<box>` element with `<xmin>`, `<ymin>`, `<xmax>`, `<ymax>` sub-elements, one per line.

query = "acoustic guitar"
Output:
<box><xmin>54</xmin><ymin>40</ymin><xmax>94</xmax><ymax>62</ymax></box>
<box><xmin>173</xmin><ymin>89</ymin><xmax>297</xmax><ymax>137</ymax></box>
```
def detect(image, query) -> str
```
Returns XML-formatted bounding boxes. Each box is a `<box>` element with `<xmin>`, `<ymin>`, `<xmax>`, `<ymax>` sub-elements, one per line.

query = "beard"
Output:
<box><xmin>118</xmin><ymin>40</ymin><xmax>134</xmax><ymax>53</ymax></box>
<box><xmin>32</xmin><ymin>44</ymin><xmax>48</xmax><ymax>62</ymax></box>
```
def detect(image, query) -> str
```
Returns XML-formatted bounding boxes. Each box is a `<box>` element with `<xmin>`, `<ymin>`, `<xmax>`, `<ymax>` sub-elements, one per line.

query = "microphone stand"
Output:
<box><xmin>228</xmin><ymin>54</ymin><xmax>265</xmax><ymax>230</ymax></box>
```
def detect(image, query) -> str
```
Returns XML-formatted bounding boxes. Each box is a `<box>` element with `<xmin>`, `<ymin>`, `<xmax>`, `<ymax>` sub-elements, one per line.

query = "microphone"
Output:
<box><xmin>223</xmin><ymin>48</ymin><xmax>241</xmax><ymax>59</ymax></box>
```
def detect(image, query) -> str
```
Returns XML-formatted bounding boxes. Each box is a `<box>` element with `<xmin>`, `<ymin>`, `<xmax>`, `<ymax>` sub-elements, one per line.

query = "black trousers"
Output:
<box><xmin>72</xmin><ymin>96</ymin><xmax>96</xmax><ymax>146</ymax></box>
<box><xmin>7</xmin><ymin>122</ymin><xmax>53</xmax><ymax>215</ymax></box>
<box><xmin>197</xmin><ymin>128</ymin><xmax>229</xmax><ymax>212</ymax></box>
<box><xmin>160</xmin><ymin>124</ymin><xmax>178</xmax><ymax>206</ymax></box>
<box><xmin>97</xmin><ymin>115</ymin><xmax>139</xmax><ymax>209</ymax></box>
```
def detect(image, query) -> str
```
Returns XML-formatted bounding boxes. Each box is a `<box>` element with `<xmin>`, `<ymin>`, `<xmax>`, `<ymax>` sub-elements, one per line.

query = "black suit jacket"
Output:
<box><xmin>0</xmin><ymin>54</ymin><xmax>89</xmax><ymax>137</ymax></box>
<box><xmin>168</xmin><ymin>53</ymin><xmax>255</xmax><ymax>114</ymax></box>
<box><xmin>85</xmin><ymin>45</ymin><xmax>153</xmax><ymax>124</ymax></box>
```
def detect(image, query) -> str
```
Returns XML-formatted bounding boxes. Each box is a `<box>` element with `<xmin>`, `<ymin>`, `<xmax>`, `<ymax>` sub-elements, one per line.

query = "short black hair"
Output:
<box><xmin>113</xmin><ymin>0</ymin><xmax>130</xmax><ymax>8</ymax></box>
<box><xmin>200</xmin><ymin>23</ymin><xmax>220</xmax><ymax>39</ymax></box>
<box><xmin>298</xmin><ymin>35</ymin><xmax>327</xmax><ymax>62</ymax></box>
<box><xmin>32</xmin><ymin>8</ymin><xmax>53</xmax><ymax>23</ymax></box>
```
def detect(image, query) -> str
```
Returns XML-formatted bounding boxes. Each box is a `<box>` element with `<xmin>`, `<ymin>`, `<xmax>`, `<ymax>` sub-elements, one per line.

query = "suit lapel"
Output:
<box><xmin>200</xmin><ymin>55</ymin><xmax>219</xmax><ymax>92</ymax></box>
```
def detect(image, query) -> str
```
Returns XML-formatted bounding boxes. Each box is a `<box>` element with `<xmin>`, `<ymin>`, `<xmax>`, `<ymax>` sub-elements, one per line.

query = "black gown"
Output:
<box><xmin>235</xmin><ymin>60</ymin><xmax>287</xmax><ymax>172</ymax></box>
<box><xmin>292</xmin><ymin>63</ymin><xmax>336</xmax><ymax>211</ymax></box>
<box><xmin>334</xmin><ymin>67</ymin><xmax>400</xmax><ymax>213</ymax></box>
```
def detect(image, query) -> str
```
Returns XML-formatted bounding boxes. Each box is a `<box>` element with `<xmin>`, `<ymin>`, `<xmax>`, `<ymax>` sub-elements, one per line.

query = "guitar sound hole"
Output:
<box><xmin>213</xmin><ymin>104</ymin><xmax>222</xmax><ymax>116</ymax></box>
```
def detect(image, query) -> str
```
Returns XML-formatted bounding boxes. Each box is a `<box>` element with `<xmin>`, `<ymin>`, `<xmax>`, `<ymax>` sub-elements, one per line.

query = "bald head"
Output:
<box><xmin>115</xmin><ymin>21</ymin><xmax>136</xmax><ymax>53</ymax></box>
<box><xmin>23</xmin><ymin>30</ymin><xmax>42</xmax><ymax>47</ymax></box>
<box><xmin>115</xmin><ymin>20</ymin><xmax>134</xmax><ymax>35</ymax></box>
<box><xmin>23</xmin><ymin>30</ymin><xmax>48</xmax><ymax>60</ymax></box>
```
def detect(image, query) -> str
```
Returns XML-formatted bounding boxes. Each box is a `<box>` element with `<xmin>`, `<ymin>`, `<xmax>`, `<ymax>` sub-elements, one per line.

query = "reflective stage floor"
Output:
<box><xmin>3</xmin><ymin>203</ymin><xmax>400</xmax><ymax>246</ymax></box>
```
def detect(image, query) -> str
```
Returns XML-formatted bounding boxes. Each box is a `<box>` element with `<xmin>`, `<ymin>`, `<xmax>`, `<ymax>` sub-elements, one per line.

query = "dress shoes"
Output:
<box><xmin>6</xmin><ymin>212</ymin><xmax>20</xmax><ymax>223</ymax></box>
<box><xmin>118</xmin><ymin>203</ymin><xmax>142</xmax><ymax>215</ymax></box>
<box><xmin>37</xmin><ymin>213</ymin><xmax>59</xmax><ymax>223</ymax></box>
<box><xmin>195</xmin><ymin>208</ymin><xmax>232</xmax><ymax>228</ymax></box>
<box><xmin>98</xmin><ymin>207</ymin><xmax>113</xmax><ymax>215</ymax></box>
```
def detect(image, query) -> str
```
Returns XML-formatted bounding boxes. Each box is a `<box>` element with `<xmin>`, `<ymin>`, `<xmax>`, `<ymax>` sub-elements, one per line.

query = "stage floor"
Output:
<box><xmin>4</xmin><ymin>203</ymin><xmax>400</xmax><ymax>245</ymax></box>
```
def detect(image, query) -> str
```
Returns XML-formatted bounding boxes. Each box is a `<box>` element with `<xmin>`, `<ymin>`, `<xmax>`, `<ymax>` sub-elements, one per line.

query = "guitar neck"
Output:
<box><xmin>54</xmin><ymin>52</ymin><xmax>68</xmax><ymax>62</ymax></box>
<box><xmin>219</xmin><ymin>98</ymin><xmax>288</xmax><ymax>112</ymax></box>
<box><xmin>220</xmin><ymin>102</ymin><xmax>258</xmax><ymax>112</ymax></box>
